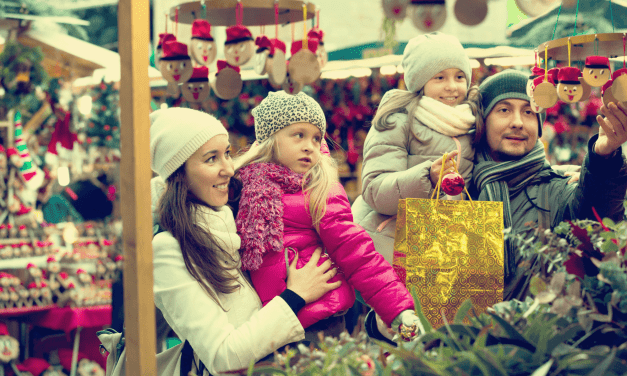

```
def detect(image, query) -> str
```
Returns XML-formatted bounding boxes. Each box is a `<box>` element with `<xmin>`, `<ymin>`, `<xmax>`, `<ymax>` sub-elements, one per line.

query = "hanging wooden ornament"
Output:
<box><xmin>602</xmin><ymin>79</ymin><xmax>624</xmax><ymax>107</ymax></box>
<box><xmin>556</xmin><ymin>67</ymin><xmax>583</xmax><ymax>103</ymax></box>
<box><xmin>253</xmin><ymin>35</ymin><xmax>272</xmax><ymax>75</ymax></box>
<box><xmin>527</xmin><ymin>65</ymin><xmax>545</xmax><ymax>97</ymax></box>
<box><xmin>308</xmin><ymin>26</ymin><xmax>327</xmax><ymax>68</ymax></box>
<box><xmin>382</xmin><ymin>0</ymin><xmax>409</xmax><ymax>21</ymax></box>
<box><xmin>611</xmin><ymin>38</ymin><xmax>627</xmax><ymax>101</ymax></box>
<box><xmin>408</xmin><ymin>0</ymin><xmax>447</xmax><ymax>32</ymax></box>
<box><xmin>533</xmin><ymin>47</ymin><xmax>558</xmax><ymax>108</ymax></box>
<box><xmin>582</xmin><ymin>56</ymin><xmax>611</xmax><ymax>87</ymax></box>
<box><xmin>155</xmin><ymin>33</ymin><xmax>176</xmax><ymax>68</ymax></box>
<box><xmin>224</xmin><ymin>25</ymin><xmax>255</xmax><ymax>66</ymax></box>
<box><xmin>190</xmin><ymin>19</ymin><xmax>217</xmax><ymax>66</ymax></box>
<box><xmin>289</xmin><ymin>39</ymin><xmax>321</xmax><ymax>86</ymax></box>
<box><xmin>182</xmin><ymin>66</ymin><xmax>211</xmax><ymax>103</ymax></box>
<box><xmin>578</xmin><ymin>76</ymin><xmax>592</xmax><ymax>102</ymax></box>
<box><xmin>211</xmin><ymin>60</ymin><xmax>243</xmax><ymax>100</ymax></box>
<box><xmin>530</xmin><ymin>76</ymin><xmax>545</xmax><ymax>113</ymax></box>
<box><xmin>282</xmin><ymin>69</ymin><xmax>303</xmax><ymax>95</ymax></box>
<box><xmin>159</xmin><ymin>40</ymin><xmax>193</xmax><ymax>96</ymax></box>
<box><xmin>453</xmin><ymin>0</ymin><xmax>487</xmax><ymax>26</ymax></box>
<box><xmin>268</xmin><ymin>38</ymin><xmax>287</xmax><ymax>87</ymax></box>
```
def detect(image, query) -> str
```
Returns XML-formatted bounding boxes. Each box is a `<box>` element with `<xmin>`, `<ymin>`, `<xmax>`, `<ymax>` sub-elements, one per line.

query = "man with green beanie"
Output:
<box><xmin>471</xmin><ymin>69</ymin><xmax>627</xmax><ymax>300</ymax></box>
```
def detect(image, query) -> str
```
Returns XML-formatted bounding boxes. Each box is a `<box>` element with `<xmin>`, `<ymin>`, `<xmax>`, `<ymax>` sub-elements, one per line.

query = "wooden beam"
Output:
<box><xmin>118</xmin><ymin>0</ymin><xmax>156</xmax><ymax>374</ymax></box>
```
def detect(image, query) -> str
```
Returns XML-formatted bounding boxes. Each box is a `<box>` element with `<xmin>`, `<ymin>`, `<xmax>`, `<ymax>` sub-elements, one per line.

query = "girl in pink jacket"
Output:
<box><xmin>235</xmin><ymin>91</ymin><xmax>421</xmax><ymax>338</ymax></box>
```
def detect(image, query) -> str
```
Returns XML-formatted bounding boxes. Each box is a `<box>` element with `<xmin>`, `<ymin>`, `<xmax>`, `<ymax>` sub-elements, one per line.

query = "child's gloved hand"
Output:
<box><xmin>392</xmin><ymin>310</ymin><xmax>424</xmax><ymax>341</ymax></box>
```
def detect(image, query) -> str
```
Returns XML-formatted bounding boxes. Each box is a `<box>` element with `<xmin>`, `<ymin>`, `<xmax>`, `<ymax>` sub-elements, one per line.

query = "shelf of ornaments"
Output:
<box><xmin>0</xmin><ymin>224</ymin><xmax>120</xmax><ymax>313</ymax></box>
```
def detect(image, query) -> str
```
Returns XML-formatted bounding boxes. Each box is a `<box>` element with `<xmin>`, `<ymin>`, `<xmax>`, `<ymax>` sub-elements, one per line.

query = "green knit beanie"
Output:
<box><xmin>479</xmin><ymin>69</ymin><xmax>544</xmax><ymax>136</ymax></box>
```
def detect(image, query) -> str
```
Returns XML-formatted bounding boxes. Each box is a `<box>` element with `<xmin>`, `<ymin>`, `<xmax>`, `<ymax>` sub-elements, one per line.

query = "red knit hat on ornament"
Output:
<box><xmin>271</xmin><ymin>39</ymin><xmax>286</xmax><ymax>55</ymax></box>
<box><xmin>191</xmin><ymin>19</ymin><xmax>213</xmax><ymax>41</ymax></box>
<box><xmin>161</xmin><ymin>40</ymin><xmax>189</xmax><ymax>60</ymax></box>
<box><xmin>0</xmin><ymin>322</ymin><xmax>9</xmax><ymax>336</ymax></box>
<box><xmin>585</xmin><ymin>55</ymin><xmax>610</xmax><ymax>68</ymax></box>
<box><xmin>17</xmin><ymin>357</ymin><xmax>51</xmax><ymax>376</ymax></box>
<box><xmin>157</xmin><ymin>33</ymin><xmax>176</xmax><ymax>48</ymax></box>
<box><xmin>188</xmin><ymin>66</ymin><xmax>209</xmax><ymax>82</ymax></box>
<box><xmin>225</xmin><ymin>25</ymin><xmax>253</xmax><ymax>45</ymax></box>
<box><xmin>255</xmin><ymin>35</ymin><xmax>273</xmax><ymax>54</ymax></box>
<box><xmin>291</xmin><ymin>39</ymin><xmax>319</xmax><ymax>55</ymax></box>
<box><xmin>558</xmin><ymin>67</ymin><xmax>582</xmax><ymax>84</ymax></box>
<box><xmin>602</xmin><ymin>79</ymin><xmax>614</xmax><ymax>95</ymax></box>
<box><xmin>307</xmin><ymin>27</ymin><xmax>324</xmax><ymax>44</ymax></box>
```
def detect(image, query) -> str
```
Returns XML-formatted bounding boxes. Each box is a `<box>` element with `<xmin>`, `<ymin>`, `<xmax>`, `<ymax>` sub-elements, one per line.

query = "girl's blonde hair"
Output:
<box><xmin>372</xmin><ymin>85</ymin><xmax>485</xmax><ymax>144</ymax></box>
<box><xmin>245</xmin><ymin>135</ymin><xmax>338</xmax><ymax>231</ymax></box>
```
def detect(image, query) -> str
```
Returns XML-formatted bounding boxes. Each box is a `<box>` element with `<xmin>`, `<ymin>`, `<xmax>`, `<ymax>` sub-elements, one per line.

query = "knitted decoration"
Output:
<box><xmin>236</xmin><ymin>162</ymin><xmax>304</xmax><ymax>271</ymax></box>
<box><xmin>9</xmin><ymin>111</ymin><xmax>44</xmax><ymax>190</ymax></box>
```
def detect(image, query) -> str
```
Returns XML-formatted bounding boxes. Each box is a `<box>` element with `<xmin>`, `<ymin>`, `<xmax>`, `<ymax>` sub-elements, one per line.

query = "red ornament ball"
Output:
<box><xmin>86</xmin><ymin>138</ymin><xmax>92</xmax><ymax>144</ymax></box>
<box><xmin>89</xmin><ymin>122</ymin><xmax>95</xmax><ymax>128</ymax></box>
<box><xmin>104</xmin><ymin>125</ymin><xmax>111</xmax><ymax>131</ymax></box>
<box><xmin>441</xmin><ymin>173</ymin><xmax>465</xmax><ymax>196</ymax></box>
<box><xmin>106</xmin><ymin>135</ymin><xmax>113</xmax><ymax>141</ymax></box>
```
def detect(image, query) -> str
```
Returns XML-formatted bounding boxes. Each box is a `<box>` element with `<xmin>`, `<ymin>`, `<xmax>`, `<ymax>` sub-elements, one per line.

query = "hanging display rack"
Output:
<box><xmin>169</xmin><ymin>0</ymin><xmax>316</xmax><ymax>26</ymax></box>
<box><xmin>538</xmin><ymin>32</ymin><xmax>627</xmax><ymax>62</ymax></box>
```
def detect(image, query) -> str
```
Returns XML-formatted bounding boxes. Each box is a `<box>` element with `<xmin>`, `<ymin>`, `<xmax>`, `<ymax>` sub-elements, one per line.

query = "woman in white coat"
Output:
<box><xmin>150</xmin><ymin>107</ymin><xmax>340</xmax><ymax>375</ymax></box>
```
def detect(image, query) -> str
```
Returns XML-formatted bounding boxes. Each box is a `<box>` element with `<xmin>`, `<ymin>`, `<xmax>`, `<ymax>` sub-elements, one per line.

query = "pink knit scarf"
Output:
<box><xmin>236</xmin><ymin>162</ymin><xmax>305</xmax><ymax>271</ymax></box>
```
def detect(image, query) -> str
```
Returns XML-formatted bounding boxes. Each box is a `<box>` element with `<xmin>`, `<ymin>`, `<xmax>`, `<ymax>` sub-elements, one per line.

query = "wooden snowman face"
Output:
<box><xmin>224</xmin><ymin>40</ymin><xmax>255</xmax><ymax>66</ymax></box>
<box><xmin>190</xmin><ymin>39</ymin><xmax>217</xmax><ymax>66</ymax></box>
<box><xmin>158</xmin><ymin>58</ymin><xmax>193</xmax><ymax>84</ymax></box>
<box><xmin>268</xmin><ymin>49</ymin><xmax>287</xmax><ymax>87</ymax></box>
<box><xmin>282</xmin><ymin>73</ymin><xmax>303</xmax><ymax>95</ymax></box>
<box><xmin>583</xmin><ymin>67</ymin><xmax>610</xmax><ymax>87</ymax></box>
<box><xmin>253</xmin><ymin>49</ymin><xmax>270</xmax><ymax>75</ymax></box>
<box><xmin>408</xmin><ymin>3</ymin><xmax>447</xmax><ymax>32</ymax></box>
<box><xmin>77</xmin><ymin>359</ymin><xmax>104</xmax><ymax>376</ymax></box>
<box><xmin>557</xmin><ymin>82</ymin><xmax>583</xmax><ymax>103</ymax></box>
<box><xmin>0</xmin><ymin>335</ymin><xmax>19</xmax><ymax>362</ymax></box>
<box><xmin>529</xmin><ymin>94</ymin><xmax>543</xmax><ymax>113</ymax></box>
<box><xmin>182</xmin><ymin>81</ymin><xmax>211</xmax><ymax>103</ymax></box>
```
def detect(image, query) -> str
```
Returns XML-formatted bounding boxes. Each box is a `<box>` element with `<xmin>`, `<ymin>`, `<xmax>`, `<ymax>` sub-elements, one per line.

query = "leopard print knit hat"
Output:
<box><xmin>252</xmin><ymin>91</ymin><xmax>326</xmax><ymax>142</ymax></box>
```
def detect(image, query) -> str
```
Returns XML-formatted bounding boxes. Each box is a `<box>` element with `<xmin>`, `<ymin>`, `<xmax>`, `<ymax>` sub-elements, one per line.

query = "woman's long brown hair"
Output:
<box><xmin>158</xmin><ymin>166</ymin><xmax>241</xmax><ymax>311</ymax></box>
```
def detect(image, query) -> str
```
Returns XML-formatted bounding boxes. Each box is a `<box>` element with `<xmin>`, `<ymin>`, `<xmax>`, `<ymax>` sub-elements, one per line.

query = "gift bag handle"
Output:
<box><xmin>430</xmin><ymin>137</ymin><xmax>473</xmax><ymax>203</ymax></box>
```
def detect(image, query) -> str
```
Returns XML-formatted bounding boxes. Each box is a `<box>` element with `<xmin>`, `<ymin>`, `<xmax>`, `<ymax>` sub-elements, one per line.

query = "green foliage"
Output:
<box><xmin>83</xmin><ymin>80</ymin><xmax>120</xmax><ymax>149</ymax></box>
<box><xmin>0</xmin><ymin>41</ymin><xmax>47</xmax><ymax>114</ymax></box>
<box><xmin>249</xmin><ymin>217</ymin><xmax>627</xmax><ymax>375</ymax></box>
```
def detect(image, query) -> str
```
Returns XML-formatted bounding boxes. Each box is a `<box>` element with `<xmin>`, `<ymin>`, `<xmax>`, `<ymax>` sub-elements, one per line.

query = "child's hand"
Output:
<box><xmin>286</xmin><ymin>248</ymin><xmax>341</xmax><ymax>304</ymax></box>
<box><xmin>429</xmin><ymin>150</ymin><xmax>458</xmax><ymax>188</ymax></box>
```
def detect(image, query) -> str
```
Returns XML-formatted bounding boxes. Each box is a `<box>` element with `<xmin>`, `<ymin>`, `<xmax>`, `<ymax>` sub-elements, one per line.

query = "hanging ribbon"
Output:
<box><xmin>175</xmin><ymin>7</ymin><xmax>179</xmax><ymax>37</ymax></box>
<box><xmin>275</xmin><ymin>1</ymin><xmax>279</xmax><ymax>39</ymax></box>
<box><xmin>594</xmin><ymin>35</ymin><xmax>599</xmax><ymax>56</ymax></box>
<box><xmin>610</xmin><ymin>0</ymin><xmax>615</xmax><ymax>33</ymax></box>
<box><xmin>164</xmin><ymin>12</ymin><xmax>168</xmax><ymax>33</ymax></box>
<box><xmin>623</xmin><ymin>33</ymin><xmax>626</xmax><ymax>69</ymax></box>
<box><xmin>568</xmin><ymin>38</ymin><xmax>571</xmax><ymax>67</ymax></box>
<box><xmin>534</xmin><ymin>50</ymin><xmax>538</xmax><ymax>68</ymax></box>
<box><xmin>551</xmin><ymin>2</ymin><xmax>563</xmax><ymax>40</ymax></box>
<box><xmin>316</xmin><ymin>10</ymin><xmax>320</xmax><ymax>28</ymax></box>
<box><xmin>302</xmin><ymin>4</ymin><xmax>308</xmax><ymax>51</ymax></box>
<box><xmin>544</xmin><ymin>44</ymin><xmax>549</xmax><ymax>83</ymax></box>
<box><xmin>202</xmin><ymin>0</ymin><xmax>206</xmax><ymax>20</ymax></box>
<box><xmin>573</xmin><ymin>0</ymin><xmax>580</xmax><ymax>36</ymax></box>
<box><xmin>291</xmin><ymin>20</ymin><xmax>295</xmax><ymax>43</ymax></box>
<box><xmin>236</xmin><ymin>1</ymin><xmax>244</xmax><ymax>26</ymax></box>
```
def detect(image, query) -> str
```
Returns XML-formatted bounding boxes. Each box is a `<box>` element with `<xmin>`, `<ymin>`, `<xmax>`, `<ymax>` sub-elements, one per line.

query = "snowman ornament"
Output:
<box><xmin>556</xmin><ymin>67</ymin><xmax>583</xmax><ymax>104</ymax></box>
<box><xmin>224</xmin><ymin>25</ymin><xmax>255</xmax><ymax>67</ymax></box>
<box><xmin>307</xmin><ymin>27</ymin><xmax>327</xmax><ymax>68</ymax></box>
<box><xmin>189</xmin><ymin>19</ymin><xmax>217</xmax><ymax>67</ymax></box>
<box><xmin>182</xmin><ymin>66</ymin><xmax>211</xmax><ymax>104</ymax></box>
<box><xmin>253</xmin><ymin>35</ymin><xmax>273</xmax><ymax>75</ymax></box>
<box><xmin>583</xmin><ymin>56</ymin><xmax>611</xmax><ymax>87</ymax></box>
<box><xmin>158</xmin><ymin>40</ymin><xmax>193</xmax><ymax>96</ymax></box>
<box><xmin>155</xmin><ymin>33</ymin><xmax>176</xmax><ymax>68</ymax></box>
<box><xmin>288</xmin><ymin>38</ymin><xmax>321</xmax><ymax>87</ymax></box>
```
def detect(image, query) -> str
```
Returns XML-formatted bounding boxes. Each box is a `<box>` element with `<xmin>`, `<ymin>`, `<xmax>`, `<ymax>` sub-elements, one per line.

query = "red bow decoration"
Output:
<box><xmin>216</xmin><ymin>60</ymin><xmax>241</xmax><ymax>74</ymax></box>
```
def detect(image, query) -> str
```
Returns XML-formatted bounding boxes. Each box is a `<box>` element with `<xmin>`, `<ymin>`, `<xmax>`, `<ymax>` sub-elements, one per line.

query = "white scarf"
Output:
<box><xmin>414</xmin><ymin>96</ymin><xmax>476</xmax><ymax>137</ymax></box>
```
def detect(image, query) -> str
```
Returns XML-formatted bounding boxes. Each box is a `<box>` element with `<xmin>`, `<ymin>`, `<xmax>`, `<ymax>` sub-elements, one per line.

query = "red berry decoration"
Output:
<box><xmin>441</xmin><ymin>172</ymin><xmax>465</xmax><ymax>196</ymax></box>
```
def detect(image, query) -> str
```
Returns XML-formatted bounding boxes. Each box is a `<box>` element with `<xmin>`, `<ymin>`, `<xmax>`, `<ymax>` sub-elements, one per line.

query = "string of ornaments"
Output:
<box><xmin>382</xmin><ymin>0</ymin><xmax>489</xmax><ymax>31</ymax></box>
<box><xmin>530</xmin><ymin>35</ymin><xmax>627</xmax><ymax>111</ymax></box>
<box><xmin>155</xmin><ymin>2</ymin><xmax>326</xmax><ymax>101</ymax></box>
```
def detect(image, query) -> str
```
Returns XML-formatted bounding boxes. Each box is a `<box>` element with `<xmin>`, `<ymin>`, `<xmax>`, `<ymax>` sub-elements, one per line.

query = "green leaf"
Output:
<box><xmin>454</xmin><ymin>299</ymin><xmax>473</xmax><ymax>324</ymax></box>
<box><xmin>250</xmin><ymin>366</ymin><xmax>288</xmax><ymax>375</ymax></box>
<box><xmin>600</xmin><ymin>240</ymin><xmax>619</xmax><ymax>253</ymax></box>
<box><xmin>546</xmin><ymin>324</ymin><xmax>583</xmax><ymax>355</ymax></box>
<box><xmin>411</xmin><ymin>286</ymin><xmax>432</xmax><ymax>333</ymax></box>
<box><xmin>488</xmin><ymin>313</ymin><xmax>535</xmax><ymax>351</ymax></box>
<box><xmin>587</xmin><ymin>348</ymin><xmax>616</xmax><ymax>376</ymax></box>
<box><xmin>530</xmin><ymin>359</ymin><xmax>553</xmax><ymax>376</ymax></box>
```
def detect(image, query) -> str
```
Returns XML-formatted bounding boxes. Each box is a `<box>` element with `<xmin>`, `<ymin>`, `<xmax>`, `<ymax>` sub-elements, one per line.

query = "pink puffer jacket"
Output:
<box><xmin>248</xmin><ymin>182</ymin><xmax>414</xmax><ymax>327</ymax></box>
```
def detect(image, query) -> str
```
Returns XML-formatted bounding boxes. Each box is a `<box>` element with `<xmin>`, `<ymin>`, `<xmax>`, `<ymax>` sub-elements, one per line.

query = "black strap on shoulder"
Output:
<box><xmin>153</xmin><ymin>223</ymin><xmax>166</xmax><ymax>237</ymax></box>
<box><xmin>180</xmin><ymin>340</ymin><xmax>208</xmax><ymax>375</ymax></box>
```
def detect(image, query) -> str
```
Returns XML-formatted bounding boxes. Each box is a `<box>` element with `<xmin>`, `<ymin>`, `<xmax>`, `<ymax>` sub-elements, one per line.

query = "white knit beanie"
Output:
<box><xmin>252</xmin><ymin>91</ymin><xmax>326</xmax><ymax>142</ymax></box>
<box><xmin>402</xmin><ymin>32</ymin><xmax>472</xmax><ymax>93</ymax></box>
<box><xmin>150</xmin><ymin>107</ymin><xmax>228</xmax><ymax>179</ymax></box>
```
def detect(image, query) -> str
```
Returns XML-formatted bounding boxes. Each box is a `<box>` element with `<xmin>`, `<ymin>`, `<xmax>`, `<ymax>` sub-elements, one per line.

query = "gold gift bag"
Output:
<box><xmin>393</xmin><ymin>157</ymin><xmax>505</xmax><ymax>329</ymax></box>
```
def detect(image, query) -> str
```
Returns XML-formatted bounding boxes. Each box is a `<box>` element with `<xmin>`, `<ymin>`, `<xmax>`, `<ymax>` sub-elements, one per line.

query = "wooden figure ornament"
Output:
<box><xmin>224</xmin><ymin>25</ymin><xmax>255</xmax><ymax>66</ymax></box>
<box><xmin>155</xmin><ymin>33</ymin><xmax>176</xmax><ymax>68</ymax></box>
<box><xmin>181</xmin><ymin>67</ymin><xmax>211</xmax><ymax>103</ymax></box>
<box><xmin>211</xmin><ymin>60</ymin><xmax>242</xmax><ymax>100</ymax></box>
<box><xmin>527</xmin><ymin>66</ymin><xmax>545</xmax><ymax>97</ymax></box>
<box><xmin>611</xmin><ymin>68</ymin><xmax>627</xmax><ymax>102</ymax></box>
<box><xmin>532</xmin><ymin>70</ymin><xmax>558</xmax><ymax>109</ymax></box>
<box><xmin>16</xmin><ymin>357</ymin><xmax>52</xmax><ymax>376</ymax></box>
<box><xmin>289</xmin><ymin>39</ymin><xmax>321</xmax><ymax>86</ymax></box>
<box><xmin>601</xmin><ymin>79</ymin><xmax>625</xmax><ymax>108</ymax></box>
<box><xmin>583</xmin><ymin>56</ymin><xmax>611</xmax><ymax>87</ymax></box>
<box><xmin>0</xmin><ymin>322</ymin><xmax>22</xmax><ymax>376</ymax></box>
<box><xmin>382</xmin><ymin>0</ymin><xmax>409</xmax><ymax>20</ymax></box>
<box><xmin>159</xmin><ymin>40</ymin><xmax>193</xmax><ymax>96</ymax></box>
<box><xmin>408</xmin><ymin>0</ymin><xmax>447</xmax><ymax>32</ymax></box>
<box><xmin>578</xmin><ymin>76</ymin><xmax>592</xmax><ymax>102</ymax></box>
<box><xmin>282</xmin><ymin>69</ymin><xmax>303</xmax><ymax>95</ymax></box>
<box><xmin>308</xmin><ymin>27</ymin><xmax>327</xmax><ymax>68</ymax></box>
<box><xmin>556</xmin><ymin>67</ymin><xmax>583</xmax><ymax>103</ymax></box>
<box><xmin>253</xmin><ymin>35</ymin><xmax>272</xmax><ymax>75</ymax></box>
<box><xmin>190</xmin><ymin>20</ymin><xmax>217</xmax><ymax>66</ymax></box>
<box><xmin>268</xmin><ymin>39</ymin><xmax>287</xmax><ymax>87</ymax></box>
